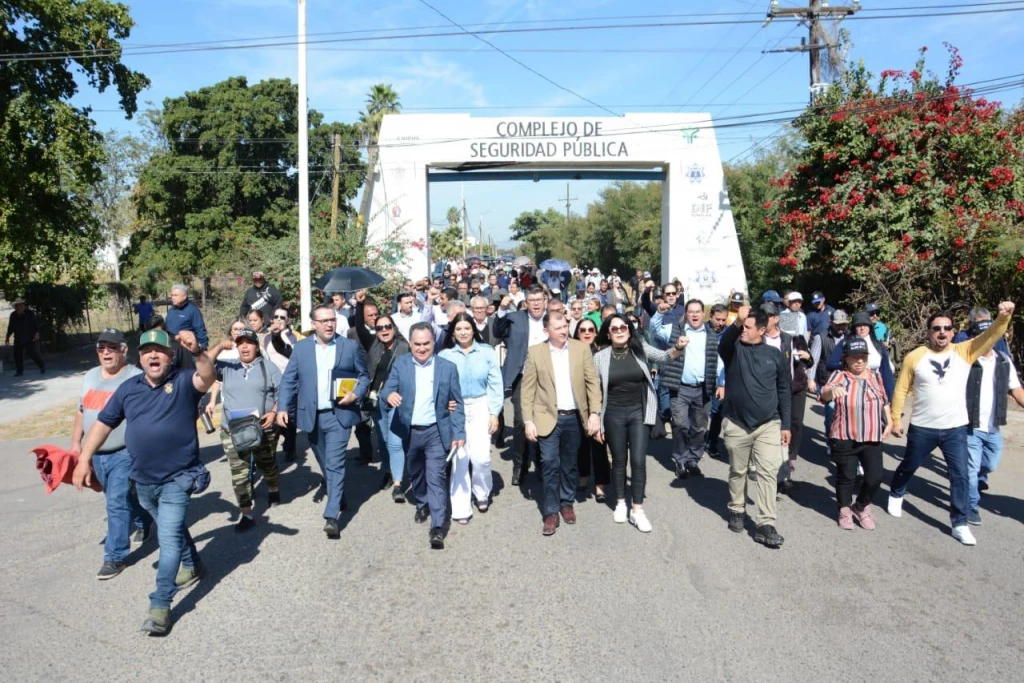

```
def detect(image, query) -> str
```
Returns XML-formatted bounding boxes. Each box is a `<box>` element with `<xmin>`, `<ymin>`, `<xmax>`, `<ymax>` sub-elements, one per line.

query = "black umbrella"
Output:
<box><xmin>315</xmin><ymin>266</ymin><xmax>385</xmax><ymax>293</ymax></box>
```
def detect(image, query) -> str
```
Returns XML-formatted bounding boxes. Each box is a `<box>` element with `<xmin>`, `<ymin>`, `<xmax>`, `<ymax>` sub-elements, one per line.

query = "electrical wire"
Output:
<box><xmin>5</xmin><ymin>5</ymin><xmax>1024</xmax><ymax>63</ymax></box>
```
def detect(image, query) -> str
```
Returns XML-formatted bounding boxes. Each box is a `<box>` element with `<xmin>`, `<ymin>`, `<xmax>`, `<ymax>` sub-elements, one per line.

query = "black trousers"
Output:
<box><xmin>13</xmin><ymin>341</ymin><xmax>44</xmax><ymax>374</ymax></box>
<box><xmin>832</xmin><ymin>439</ymin><xmax>884</xmax><ymax>509</ymax></box>
<box><xmin>354</xmin><ymin>415</ymin><xmax>373</xmax><ymax>462</ymax></box>
<box><xmin>789</xmin><ymin>390</ymin><xmax>807</xmax><ymax>460</ymax></box>
<box><xmin>577</xmin><ymin>435</ymin><xmax>610</xmax><ymax>486</ymax></box>
<box><xmin>510</xmin><ymin>376</ymin><xmax>538</xmax><ymax>475</ymax></box>
<box><xmin>706</xmin><ymin>409</ymin><xmax>724</xmax><ymax>454</ymax></box>
<box><xmin>605</xmin><ymin>403</ymin><xmax>649</xmax><ymax>504</ymax></box>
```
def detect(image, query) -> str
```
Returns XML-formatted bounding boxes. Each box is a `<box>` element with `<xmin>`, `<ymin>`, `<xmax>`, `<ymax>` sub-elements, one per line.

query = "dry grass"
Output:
<box><xmin>0</xmin><ymin>398</ymin><xmax>78</xmax><ymax>441</ymax></box>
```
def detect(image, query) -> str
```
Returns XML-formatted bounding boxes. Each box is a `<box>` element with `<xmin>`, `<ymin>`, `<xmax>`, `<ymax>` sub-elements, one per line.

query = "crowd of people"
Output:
<box><xmin>53</xmin><ymin>262</ymin><xmax>1020</xmax><ymax>635</ymax></box>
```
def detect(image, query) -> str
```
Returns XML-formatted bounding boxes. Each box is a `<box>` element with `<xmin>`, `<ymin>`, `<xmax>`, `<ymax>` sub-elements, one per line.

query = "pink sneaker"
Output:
<box><xmin>852</xmin><ymin>503</ymin><xmax>876</xmax><ymax>530</ymax></box>
<box><xmin>838</xmin><ymin>507</ymin><xmax>855</xmax><ymax>530</ymax></box>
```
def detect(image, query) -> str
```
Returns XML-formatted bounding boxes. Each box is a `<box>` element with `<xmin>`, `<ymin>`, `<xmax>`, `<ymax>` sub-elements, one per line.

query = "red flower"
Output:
<box><xmin>895</xmin><ymin>184</ymin><xmax>911</xmax><ymax>196</ymax></box>
<box><xmin>953</xmin><ymin>237</ymin><xmax>965</xmax><ymax>249</ymax></box>
<box><xmin>1017</xmin><ymin>258</ymin><xmax>1024</xmax><ymax>272</ymax></box>
<box><xmin>901</xmin><ymin>234</ymin><xmax>913</xmax><ymax>246</ymax></box>
<box><xmin>886</xmin><ymin>262</ymin><xmax>900</xmax><ymax>272</ymax></box>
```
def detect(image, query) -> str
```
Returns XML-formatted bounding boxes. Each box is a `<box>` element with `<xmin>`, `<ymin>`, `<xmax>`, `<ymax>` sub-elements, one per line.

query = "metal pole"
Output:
<box><xmin>297</xmin><ymin>0</ymin><xmax>312</xmax><ymax>327</ymax></box>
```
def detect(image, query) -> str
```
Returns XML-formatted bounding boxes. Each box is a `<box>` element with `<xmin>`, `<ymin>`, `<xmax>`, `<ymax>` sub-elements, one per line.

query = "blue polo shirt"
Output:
<box><xmin>97</xmin><ymin>369</ymin><xmax>204</xmax><ymax>485</ymax></box>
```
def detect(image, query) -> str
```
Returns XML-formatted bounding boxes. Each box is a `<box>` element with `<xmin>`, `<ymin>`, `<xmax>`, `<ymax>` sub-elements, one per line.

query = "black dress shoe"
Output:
<box><xmin>414</xmin><ymin>506</ymin><xmax>430</xmax><ymax>524</ymax></box>
<box><xmin>267</xmin><ymin>490</ymin><xmax>281</xmax><ymax>507</ymax></box>
<box><xmin>429</xmin><ymin>527</ymin><xmax>445</xmax><ymax>550</ymax></box>
<box><xmin>685</xmin><ymin>463</ymin><xmax>704</xmax><ymax>478</ymax></box>
<box><xmin>511</xmin><ymin>467</ymin><xmax>521</xmax><ymax>487</ymax></box>
<box><xmin>777</xmin><ymin>479</ymin><xmax>796</xmax><ymax>496</ymax></box>
<box><xmin>674</xmin><ymin>462</ymin><xmax>687</xmax><ymax>479</ymax></box>
<box><xmin>235</xmin><ymin>515</ymin><xmax>255</xmax><ymax>533</ymax></box>
<box><xmin>323</xmin><ymin>518</ymin><xmax>340</xmax><ymax>539</ymax></box>
<box><xmin>392</xmin><ymin>486</ymin><xmax>406</xmax><ymax>504</ymax></box>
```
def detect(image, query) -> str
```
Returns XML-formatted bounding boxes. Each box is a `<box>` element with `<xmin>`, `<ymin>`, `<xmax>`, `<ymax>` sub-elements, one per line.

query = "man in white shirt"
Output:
<box><xmin>962</xmin><ymin>311</ymin><xmax>1024</xmax><ymax>525</ymax></box>
<box><xmin>520</xmin><ymin>312</ymin><xmax>602</xmax><ymax>536</ymax></box>
<box><xmin>889</xmin><ymin>301</ymin><xmax>1015</xmax><ymax>545</ymax></box>
<box><xmin>392</xmin><ymin>290</ymin><xmax>433</xmax><ymax>342</ymax></box>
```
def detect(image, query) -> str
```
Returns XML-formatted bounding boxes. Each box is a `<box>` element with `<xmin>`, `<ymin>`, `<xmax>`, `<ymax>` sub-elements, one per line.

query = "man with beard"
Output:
<box><xmin>239</xmin><ymin>270</ymin><xmax>282</xmax><ymax>320</ymax></box>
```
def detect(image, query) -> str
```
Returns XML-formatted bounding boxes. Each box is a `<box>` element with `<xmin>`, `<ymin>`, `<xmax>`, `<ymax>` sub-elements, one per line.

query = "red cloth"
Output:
<box><xmin>33</xmin><ymin>445</ymin><xmax>102</xmax><ymax>494</ymax></box>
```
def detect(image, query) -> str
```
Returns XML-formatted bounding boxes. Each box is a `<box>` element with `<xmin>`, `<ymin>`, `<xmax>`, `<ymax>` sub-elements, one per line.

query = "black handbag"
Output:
<box><xmin>227</xmin><ymin>360</ymin><xmax>270</xmax><ymax>451</ymax></box>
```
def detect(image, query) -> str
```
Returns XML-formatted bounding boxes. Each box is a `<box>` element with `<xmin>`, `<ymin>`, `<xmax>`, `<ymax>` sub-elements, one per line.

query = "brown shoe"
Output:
<box><xmin>560</xmin><ymin>505</ymin><xmax>577</xmax><ymax>524</ymax></box>
<box><xmin>542</xmin><ymin>514</ymin><xmax>559</xmax><ymax>536</ymax></box>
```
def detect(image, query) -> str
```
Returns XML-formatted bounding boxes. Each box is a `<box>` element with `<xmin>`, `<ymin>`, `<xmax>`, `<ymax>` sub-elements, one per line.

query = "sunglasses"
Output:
<box><xmin>579</xmin><ymin>327</ymin><xmax>597</xmax><ymax>334</ymax></box>
<box><xmin>609</xmin><ymin>325</ymin><xmax>629</xmax><ymax>333</ymax></box>
<box><xmin>313</xmin><ymin>319</ymin><xmax>336</xmax><ymax>325</ymax></box>
<box><xmin>375</xmin><ymin>324</ymin><xmax>394</xmax><ymax>331</ymax></box>
<box><xmin>96</xmin><ymin>344</ymin><xmax>121</xmax><ymax>352</ymax></box>
<box><xmin>930</xmin><ymin>325</ymin><xmax>954</xmax><ymax>332</ymax></box>
<box><xmin>664</xmin><ymin>291</ymin><xmax>678</xmax><ymax>296</ymax></box>
<box><xmin>272</xmin><ymin>315</ymin><xmax>287</xmax><ymax>320</ymax></box>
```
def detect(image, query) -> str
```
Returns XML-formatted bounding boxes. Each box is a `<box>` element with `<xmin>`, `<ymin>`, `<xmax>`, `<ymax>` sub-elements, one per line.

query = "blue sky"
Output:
<box><xmin>78</xmin><ymin>0</ymin><xmax>1024</xmax><ymax>247</ymax></box>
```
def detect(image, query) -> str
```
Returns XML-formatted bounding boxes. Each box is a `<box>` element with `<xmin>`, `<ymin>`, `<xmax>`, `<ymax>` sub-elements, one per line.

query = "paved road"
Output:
<box><xmin>2</xmin><ymin>404</ymin><xmax>1023</xmax><ymax>681</ymax></box>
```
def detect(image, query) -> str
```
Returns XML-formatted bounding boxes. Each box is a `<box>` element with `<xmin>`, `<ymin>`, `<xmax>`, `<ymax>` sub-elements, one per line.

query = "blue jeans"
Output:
<box><xmin>92</xmin><ymin>449</ymin><xmax>151</xmax><ymax>563</ymax></box>
<box><xmin>655</xmin><ymin>375</ymin><xmax>671</xmax><ymax>421</ymax></box>
<box><xmin>374</xmin><ymin>403</ymin><xmax>405</xmax><ymax>483</ymax></box>
<box><xmin>823</xmin><ymin>401</ymin><xmax>835</xmax><ymax>440</ymax></box>
<box><xmin>967</xmin><ymin>429</ymin><xmax>1003</xmax><ymax>512</ymax></box>
<box><xmin>134</xmin><ymin>480</ymin><xmax>199</xmax><ymax>609</ymax></box>
<box><xmin>538</xmin><ymin>414</ymin><xmax>582</xmax><ymax>517</ymax></box>
<box><xmin>890</xmin><ymin>424</ymin><xmax>970</xmax><ymax>527</ymax></box>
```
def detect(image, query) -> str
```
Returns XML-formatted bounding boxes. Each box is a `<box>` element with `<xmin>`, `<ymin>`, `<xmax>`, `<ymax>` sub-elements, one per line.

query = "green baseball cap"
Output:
<box><xmin>138</xmin><ymin>329</ymin><xmax>172</xmax><ymax>350</ymax></box>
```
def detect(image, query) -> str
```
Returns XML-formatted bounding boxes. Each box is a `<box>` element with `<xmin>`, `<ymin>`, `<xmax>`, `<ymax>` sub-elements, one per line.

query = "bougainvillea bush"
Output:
<box><xmin>764</xmin><ymin>46</ymin><xmax>1023</xmax><ymax>357</ymax></box>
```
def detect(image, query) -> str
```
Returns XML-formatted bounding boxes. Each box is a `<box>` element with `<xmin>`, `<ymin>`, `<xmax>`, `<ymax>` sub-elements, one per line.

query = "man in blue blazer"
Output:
<box><xmin>277</xmin><ymin>304</ymin><xmax>369</xmax><ymax>539</ymax></box>
<box><xmin>494</xmin><ymin>284</ymin><xmax>549</xmax><ymax>487</ymax></box>
<box><xmin>383</xmin><ymin>322</ymin><xmax>465</xmax><ymax>550</ymax></box>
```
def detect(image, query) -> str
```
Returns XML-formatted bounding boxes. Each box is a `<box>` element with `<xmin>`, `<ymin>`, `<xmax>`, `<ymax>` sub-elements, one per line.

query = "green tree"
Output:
<box><xmin>575</xmin><ymin>181</ymin><xmax>662</xmax><ymax>278</ymax></box>
<box><xmin>430</xmin><ymin>224</ymin><xmax>464</xmax><ymax>261</ymax></box>
<box><xmin>125</xmin><ymin>76</ymin><xmax>364</xmax><ymax>288</ymax></box>
<box><xmin>765</xmin><ymin>46</ymin><xmax>1024</xmax><ymax>355</ymax></box>
<box><xmin>357</xmin><ymin>83</ymin><xmax>401</xmax><ymax>225</ymax></box>
<box><xmin>90</xmin><ymin>130</ymin><xmax>153</xmax><ymax>281</ymax></box>
<box><xmin>509</xmin><ymin>208</ymin><xmax>571</xmax><ymax>264</ymax></box>
<box><xmin>0</xmin><ymin>0</ymin><xmax>149</xmax><ymax>292</ymax></box>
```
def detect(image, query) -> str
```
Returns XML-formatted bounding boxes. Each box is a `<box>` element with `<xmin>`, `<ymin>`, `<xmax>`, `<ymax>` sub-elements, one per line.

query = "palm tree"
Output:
<box><xmin>446</xmin><ymin>206</ymin><xmax>461</xmax><ymax>229</ymax></box>
<box><xmin>357</xmin><ymin>84</ymin><xmax>402</xmax><ymax>228</ymax></box>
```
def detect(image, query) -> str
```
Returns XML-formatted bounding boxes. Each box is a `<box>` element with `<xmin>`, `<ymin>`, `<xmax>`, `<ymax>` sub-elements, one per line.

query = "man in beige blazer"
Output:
<box><xmin>522</xmin><ymin>311</ymin><xmax>603</xmax><ymax>536</ymax></box>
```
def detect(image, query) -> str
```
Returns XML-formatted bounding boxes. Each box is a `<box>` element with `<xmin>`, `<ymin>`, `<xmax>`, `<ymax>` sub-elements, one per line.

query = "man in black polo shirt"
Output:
<box><xmin>73</xmin><ymin>328</ymin><xmax>217</xmax><ymax>636</ymax></box>
<box><xmin>717</xmin><ymin>305</ymin><xmax>792</xmax><ymax>548</ymax></box>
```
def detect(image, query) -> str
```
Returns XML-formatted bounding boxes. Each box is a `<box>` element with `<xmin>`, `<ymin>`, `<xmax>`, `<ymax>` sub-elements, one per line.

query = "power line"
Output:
<box><xmin>5</xmin><ymin>5</ymin><xmax>1024</xmax><ymax>63</ymax></box>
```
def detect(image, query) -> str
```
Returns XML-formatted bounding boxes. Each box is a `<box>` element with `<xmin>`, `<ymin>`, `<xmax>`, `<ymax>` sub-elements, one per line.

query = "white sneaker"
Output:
<box><xmin>613</xmin><ymin>502</ymin><xmax>628</xmax><ymax>524</ymax></box>
<box><xmin>629</xmin><ymin>509</ymin><xmax>652</xmax><ymax>533</ymax></box>
<box><xmin>952</xmin><ymin>525</ymin><xmax>977</xmax><ymax>546</ymax></box>
<box><xmin>887</xmin><ymin>494</ymin><xmax>904</xmax><ymax>518</ymax></box>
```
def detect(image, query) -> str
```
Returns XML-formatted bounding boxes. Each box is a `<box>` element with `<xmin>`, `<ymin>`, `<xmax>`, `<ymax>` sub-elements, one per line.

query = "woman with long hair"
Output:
<box><xmin>439</xmin><ymin>312</ymin><xmax>503</xmax><ymax>522</ymax></box>
<box><xmin>593</xmin><ymin>314</ymin><xmax>685</xmax><ymax>532</ymax></box>
<box><xmin>573</xmin><ymin>318</ymin><xmax>608</xmax><ymax>502</ymax></box>
<box><xmin>366</xmin><ymin>313</ymin><xmax>410</xmax><ymax>501</ymax></box>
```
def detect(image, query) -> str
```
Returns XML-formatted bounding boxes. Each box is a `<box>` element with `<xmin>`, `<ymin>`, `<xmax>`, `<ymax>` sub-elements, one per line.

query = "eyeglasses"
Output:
<box><xmin>579</xmin><ymin>327</ymin><xmax>597</xmax><ymax>335</ymax></box>
<box><xmin>272</xmin><ymin>315</ymin><xmax>287</xmax><ymax>320</ymax></box>
<box><xmin>313</xmin><ymin>318</ymin><xmax>336</xmax><ymax>325</ymax></box>
<box><xmin>96</xmin><ymin>344</ymin><xmax>121</xmax><ymax>353</ymax></box>
<box><xmin>930</xmin><ymin>325</ymin><xmax>954</xmax><ymax>332</ymax></box>
<box><xmin>609</xmin><ymin>325</ymin><xmax>629</xmax><ymax>333</ymax></box>
<box><xmin>663</xmin><ymin>290</ymin><xmax>678</xmax><ymax>296</ymax></box>
<box><xmin>571</xmin><ymin>306</ymin><xmax>582</xmax><ymax>311</ymax></box>
<box><xmin>375</xmin><ymin>324</ymin><xmax>394</xmax><ymax>331</ymax></box>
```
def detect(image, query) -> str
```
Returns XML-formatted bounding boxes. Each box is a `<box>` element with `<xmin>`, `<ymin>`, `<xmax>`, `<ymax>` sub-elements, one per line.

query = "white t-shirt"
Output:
<box><xmin>909</xmin><ymin>349</ymin><xmax>973</xmax><ymax>429</ymax></box>
<box><xmin>976</xmin><ymin>354</ymin><xmax>1022</xmax><ymax>433</ymax></box>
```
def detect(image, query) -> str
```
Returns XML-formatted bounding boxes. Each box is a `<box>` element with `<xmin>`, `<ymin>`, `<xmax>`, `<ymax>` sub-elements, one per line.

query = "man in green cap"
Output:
<box><xmin>73</xmin><ymin>328</ymin><xmax>216</xmax><ymax>636</ymax></box>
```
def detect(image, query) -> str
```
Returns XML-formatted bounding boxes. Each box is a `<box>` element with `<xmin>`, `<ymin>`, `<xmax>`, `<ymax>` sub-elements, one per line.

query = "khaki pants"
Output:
<box><xmin>723</xmin><ymin>418</ymin><xmax>784</xmax><ymax>527</ymax></box>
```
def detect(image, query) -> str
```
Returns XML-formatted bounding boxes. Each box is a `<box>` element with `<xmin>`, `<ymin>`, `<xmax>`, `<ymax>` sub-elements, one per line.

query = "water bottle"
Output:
<box><xmin>200</xmin><ymin>412</ymin><xmax>216</xmax><ymax>434</ymax></box>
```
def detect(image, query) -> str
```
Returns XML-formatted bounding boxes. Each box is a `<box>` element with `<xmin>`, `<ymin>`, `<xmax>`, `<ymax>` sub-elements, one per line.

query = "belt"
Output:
<box><xmin>680</xmin><ymin>382</ymin><xmax>703</xmax><ymax>388</ymax></box>
<box><xmin>95</xmin><ymin>448</ymin><xmax>123</xmax><ymax>456</ymax></box>
<box><xmin>411</xmin><ymin>424</ymin><xmax>435</xmax><ymax>431</ymax></box>
<box><xmin>557</xmin><ymin>409</ymin><xmax>577</xmax><ymax>416</ymax></box>
<box><xmin>317</xmin><ymin>408</ymin><xmax>333</xmax><ymax>414</ymax></box>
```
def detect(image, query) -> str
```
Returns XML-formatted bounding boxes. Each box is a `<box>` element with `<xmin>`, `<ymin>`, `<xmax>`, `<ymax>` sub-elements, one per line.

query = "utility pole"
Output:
<box><xmin>460</xmin><ymin>184</ymin><xmax>468</xmax><ymax>260</ymax></box>
<box><xmin>765</xmin><ymin>0</ymin><xmax>860</xmax><ymax>101</ymax></box>
<box><xmin>329</xmin><ymin>133</ymin><xmax>341</xmax><ymax>238</ymax></box>
<box><xmin>297</xmin><ymin>0</ymin><xmax>311</xmax><ymax>326</ymax></box>
<box><xmin>558</xmin><ymin>183</ymin><xmax>577</xmax><ymax>225</ymax></box>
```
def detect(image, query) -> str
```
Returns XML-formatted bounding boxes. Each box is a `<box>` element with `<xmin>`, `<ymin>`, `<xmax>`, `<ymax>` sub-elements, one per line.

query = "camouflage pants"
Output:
<box><xmin>220</xmin><ymin>429</ymin><xmax>281</xmax><ymax>509</ymax></box>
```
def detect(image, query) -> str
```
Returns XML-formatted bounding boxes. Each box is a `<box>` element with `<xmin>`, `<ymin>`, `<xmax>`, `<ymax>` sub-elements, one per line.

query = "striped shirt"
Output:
<box><xmin>825</xmin><ymin>369</ymin><xmax>889</xmax><ymax>443</ymax></box>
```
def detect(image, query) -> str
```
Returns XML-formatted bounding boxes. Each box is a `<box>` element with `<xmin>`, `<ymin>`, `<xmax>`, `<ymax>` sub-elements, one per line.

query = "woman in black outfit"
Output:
<box><xmin>573</xmin><ymin>318</ymin><xmax>608</xmax><ymax>502</ymax></box>
<box><xmin>594</xmin><ymin>314</ymin><xmax>684</xmax><ymax>533</ymax></box>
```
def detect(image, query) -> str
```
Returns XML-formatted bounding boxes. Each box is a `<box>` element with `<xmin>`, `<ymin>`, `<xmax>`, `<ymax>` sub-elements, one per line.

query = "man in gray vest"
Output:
<box><xmin>650</xmin><ymin>298</ymin><xmax>722</xmax><ymax>478</ymax></box>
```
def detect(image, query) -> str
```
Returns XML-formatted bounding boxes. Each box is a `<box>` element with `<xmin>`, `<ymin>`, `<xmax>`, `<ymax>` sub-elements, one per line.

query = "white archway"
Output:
<box><xmin>364</xmin><ymin>113</ymin><xmax>747</xmax><ymax>301</ymax></box>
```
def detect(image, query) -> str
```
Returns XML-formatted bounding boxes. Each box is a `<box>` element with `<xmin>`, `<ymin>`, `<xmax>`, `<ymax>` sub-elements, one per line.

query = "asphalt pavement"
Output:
<box><xmin>2</xmin><ymin>403</ymin><xmax>1023</xmax><ymax>681</ymax></box>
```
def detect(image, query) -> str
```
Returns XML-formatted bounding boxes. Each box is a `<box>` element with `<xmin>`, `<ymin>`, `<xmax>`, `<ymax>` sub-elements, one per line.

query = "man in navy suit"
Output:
<box><xmin>383</xmin><ymin>322</ymin><xmax>466</xmax><ymax>550</ymax></box>
<box><xmin>277</xmin><ymin>304</ymin><xmax>369</xmax><ymax>539</ymax></box>
<box><xmin>494</xmin><ymin>284</ymin><xmax>549</xmax><ymax>487</ymax></box>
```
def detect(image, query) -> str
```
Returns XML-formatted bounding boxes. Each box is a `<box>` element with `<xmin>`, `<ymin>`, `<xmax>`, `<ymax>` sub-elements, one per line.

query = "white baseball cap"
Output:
<box><xmin>786</xmin><ymin>291</ymin><xmax>803</xmax><ymax>302</ymax></box>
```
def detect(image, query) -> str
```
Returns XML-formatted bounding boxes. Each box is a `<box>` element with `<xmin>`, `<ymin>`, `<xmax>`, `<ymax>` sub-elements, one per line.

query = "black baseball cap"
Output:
<box><xmin>844</xmin><ymin>337</ymin><xmax>871</xmax><ymax>357</ymax></box>
<box><xmin>97</xmin><ymin>328</ymin><xmax>125</xmax><ymax>345</ymax></box>
<box><xmin>730</xmin><ymin>292</ymin><xmax>744</xmax><ymax>305</ymax></box>
<box><xmin>851</xmin><ymin>311</ymin><xmax>873</xmax><ymax>327</ymax></box>
<box><xmin>234</xmin><ymin>329</ymin><xmax>260</xmax><ymax>344</ymax></box>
